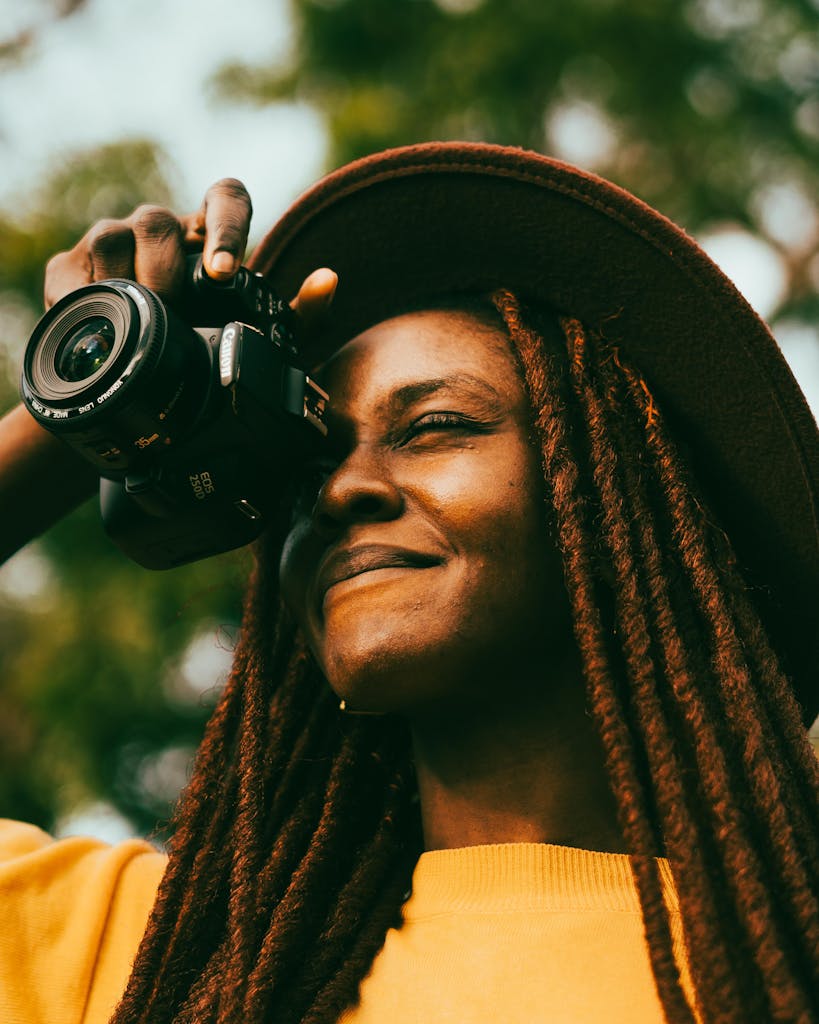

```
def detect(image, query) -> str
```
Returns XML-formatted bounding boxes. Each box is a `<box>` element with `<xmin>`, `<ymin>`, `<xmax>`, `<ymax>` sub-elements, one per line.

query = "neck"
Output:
<box><xmin>408</xmin><ymin>646</ymin><xmax>627</xmax><ymax>854</ymax></box>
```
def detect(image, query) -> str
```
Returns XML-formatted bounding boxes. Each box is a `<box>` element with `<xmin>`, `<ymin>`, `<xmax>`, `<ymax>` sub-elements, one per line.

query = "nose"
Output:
<box><xmin>311</xmin><ymin>445</ymin><xmax>403</xmax><ymax>538</ymax></box>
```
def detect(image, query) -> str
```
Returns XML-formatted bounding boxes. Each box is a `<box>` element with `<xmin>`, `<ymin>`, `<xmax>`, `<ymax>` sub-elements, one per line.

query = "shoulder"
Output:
<box><xmin>0</xmin><ymin>818</ymin><xmax>167</xmax><ymax>1024</ymax></box>
<box><xmin>0</xmin><ymin>816</ymin><xmax>166</xmax><ymax>907</ymax></box>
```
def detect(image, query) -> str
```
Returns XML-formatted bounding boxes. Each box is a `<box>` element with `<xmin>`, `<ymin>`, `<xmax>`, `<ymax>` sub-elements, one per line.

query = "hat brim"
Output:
<box><xmin>249</xmin><ymin>141</ymin><xmax>819</xmax><ymax>727</ymax></box>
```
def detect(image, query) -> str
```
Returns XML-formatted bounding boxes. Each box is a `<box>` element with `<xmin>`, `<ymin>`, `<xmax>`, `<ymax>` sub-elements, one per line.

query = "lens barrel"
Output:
<box><xmin>22</xmin><ymin>279</ymin><xmax>212</xmax><ymax>475</ymax></box>
<box><xmin>28</xmin><ymin>291</ymin><xmax>134</xmax><ymax>401</ymax></box>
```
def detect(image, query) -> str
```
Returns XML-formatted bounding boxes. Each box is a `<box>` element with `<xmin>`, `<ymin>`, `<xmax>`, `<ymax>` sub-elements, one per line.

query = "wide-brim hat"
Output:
<box><xmin>248</xmin><ymin>141</ymin><xmax>819</xmax><ymax>728</ymax></box>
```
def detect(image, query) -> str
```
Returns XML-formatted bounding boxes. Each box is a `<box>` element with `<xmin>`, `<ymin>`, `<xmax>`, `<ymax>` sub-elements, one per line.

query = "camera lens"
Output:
<box><xmin>56</xmin><ymin>317</ymin><xmax>117</xmax><ymax>382</ymax></box>
<box><xmin>27</xmin><ymin>292</ymin><xmax>131</xmax><ymax>401</ymax></box>
<box><xmin>22</xmin><ymin>278</ymin><xmax>213</xmax><ymax>474</ymax></box>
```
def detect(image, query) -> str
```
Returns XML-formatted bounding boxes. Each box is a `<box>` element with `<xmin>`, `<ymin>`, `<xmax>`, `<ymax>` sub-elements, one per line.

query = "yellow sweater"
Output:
<box><xmin>0</xmin><ymin>819</ymin><xmax>696</xmax><ymax>1023</ymax></box>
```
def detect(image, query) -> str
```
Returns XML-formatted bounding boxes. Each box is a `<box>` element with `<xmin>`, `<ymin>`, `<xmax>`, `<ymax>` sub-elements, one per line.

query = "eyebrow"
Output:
<box><xmin>385</xmin><ymin>374</ymin><xmax>505</xmax><ymax>417</ymax></box>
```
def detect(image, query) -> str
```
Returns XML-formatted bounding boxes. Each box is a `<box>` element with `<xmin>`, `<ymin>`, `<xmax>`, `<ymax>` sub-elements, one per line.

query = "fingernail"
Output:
<box><xmin>211</xmin><ymin>251</ymin><xmax>236</xmax><ymax>275</ymax></box>
<box><xmin>322</xmin><ymin>269</ymin><xmax>338</xmax><ymax>301</ymax></box>
<box><xmin>308</xmin><ymin>267</ymin><xmax>338</xmax><ymax>301</ymax></box>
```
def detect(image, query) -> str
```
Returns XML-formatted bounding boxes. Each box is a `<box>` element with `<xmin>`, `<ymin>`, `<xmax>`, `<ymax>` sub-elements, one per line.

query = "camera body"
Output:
<box><xmin>21</xmin><ymin>257</ymin><xmax>328</xmax><ymax>569</ymax></box>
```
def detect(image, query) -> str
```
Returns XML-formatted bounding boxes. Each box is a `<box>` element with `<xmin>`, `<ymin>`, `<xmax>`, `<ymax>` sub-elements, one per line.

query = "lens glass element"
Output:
<box><xmin>56</xmin><ymin>317</ymin><xmax>117</xmax><ymax>382</ymax></box>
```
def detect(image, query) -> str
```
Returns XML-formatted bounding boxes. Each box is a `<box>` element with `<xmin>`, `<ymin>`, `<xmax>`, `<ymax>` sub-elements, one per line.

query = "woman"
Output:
<box><xmin>1</xmin><ymin>143</ymin><xmax>817</xmax><ymax>1024</ymax></box>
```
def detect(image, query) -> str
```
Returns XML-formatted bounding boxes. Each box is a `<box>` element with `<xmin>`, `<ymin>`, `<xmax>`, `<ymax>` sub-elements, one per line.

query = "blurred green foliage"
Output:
<box><xmin>1</xmin><ymin>0</ymin><xmax>817</xmax><ymax>836</ymax></box>
<box><xmin>0</xmin><ymin>140</ymin><xmax>249</xmax><ymax>837</ymax></box>
<box><xmin>214</xmin><ymin>0</ymin><xmax>819</xmax><ymax>322</ymax></box>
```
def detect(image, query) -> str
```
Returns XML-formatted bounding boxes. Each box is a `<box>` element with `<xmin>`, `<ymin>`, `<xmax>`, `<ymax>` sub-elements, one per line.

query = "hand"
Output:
<box><xmin>1</xmin><ymin>182</ymin><xmax>339</xmax><ymax>564</ymax></box>
<box><xmin>43</xmin><ymin>178</ymin><xmax>338</xmax><ymax>325</ymax></box>
<box><xmin>44</xmin><ymin>178</ymin><xmax>253</xmax><ymax>307</ymax></box>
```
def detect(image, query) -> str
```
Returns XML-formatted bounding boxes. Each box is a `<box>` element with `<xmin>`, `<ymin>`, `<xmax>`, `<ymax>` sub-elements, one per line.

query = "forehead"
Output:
<box><xmin>316</xmin><ymin>308</ymin><xmax>523</xmax><ymax>402</ymax></box>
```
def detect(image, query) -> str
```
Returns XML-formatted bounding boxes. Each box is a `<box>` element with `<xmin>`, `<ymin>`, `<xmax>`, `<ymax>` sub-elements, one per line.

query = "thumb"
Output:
<box><xmin>181</xmin><ymin>178</ymin><xmax>252</xmax><ymax>280</ymax></box>
<box><xmin>290</xmin><ymin>268</ymin><xmax>338</xmax><ymax>333</ymax></box>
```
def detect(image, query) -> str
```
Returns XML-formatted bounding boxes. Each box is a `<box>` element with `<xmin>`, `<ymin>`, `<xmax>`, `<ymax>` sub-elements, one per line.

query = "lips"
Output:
<box><xmin>316</xmin><ymin>544</ymin><xmax>442</xmax><ymax>607</ymax></box>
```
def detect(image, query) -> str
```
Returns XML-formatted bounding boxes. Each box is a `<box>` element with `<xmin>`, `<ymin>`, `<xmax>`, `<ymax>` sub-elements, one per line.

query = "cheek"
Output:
<box><xmin>463</xmin><ymin>459</ymin><xmax>565</xmax><ymax>629</ymax></box>
<box><xmin>432</xmin><ymin>447</ymin><xmax>547</xmax><ymax>559</ymax></box>
<box><xmin>279</xmin><ymin>519</ymin><xmax>315</xmax><ymax>634</ymax></box>
<box><xmin>422</xmin><ymin>451</ymin><xmax>560</xmax><ymax>622</ymax></box>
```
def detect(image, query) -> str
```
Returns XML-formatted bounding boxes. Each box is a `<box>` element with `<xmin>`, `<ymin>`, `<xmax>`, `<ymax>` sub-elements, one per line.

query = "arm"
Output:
<box><xmin>1</xmin><ymin>178</ymin><xmax>253</xmax><ymax>566</ymax></box>
<box><xmin>1</xmin><ymin>179</ymin><xmax>337</xmax><ymax>566</ymax></box>
<box><xmin>0</xmin><ymin>404</ymin><xmax>98</xmax><ymax>564</ymax></box>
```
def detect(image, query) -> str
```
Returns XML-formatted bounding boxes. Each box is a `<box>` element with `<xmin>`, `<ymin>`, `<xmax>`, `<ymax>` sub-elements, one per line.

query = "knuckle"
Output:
<box><xmin>129</xmin><ymin>204</ymin><xmax>179</xmax><ymax>239</ymax></box>
<box><xmin>87</xmin><ymin>217</ymin><xmax>122</xmax><ymax>240</ymax></box>
<box><xmin>87</xmin><ymin>219</ymin><xmax>131</xmax><ymax>257</ymax></box>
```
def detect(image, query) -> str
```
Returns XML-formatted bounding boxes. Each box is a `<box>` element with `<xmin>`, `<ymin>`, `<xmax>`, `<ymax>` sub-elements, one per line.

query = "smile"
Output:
<box><xmin>316</xmin><ymin>544</ymin><xmax>442</xmax><ymax>608</ymax></box>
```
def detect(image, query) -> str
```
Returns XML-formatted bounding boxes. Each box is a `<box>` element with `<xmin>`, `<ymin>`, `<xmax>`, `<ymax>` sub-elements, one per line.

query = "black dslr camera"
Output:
<box><xmin>21</xmin><ymin>257</ymin><xmax>328</xmax><ymax>569</ymax></box>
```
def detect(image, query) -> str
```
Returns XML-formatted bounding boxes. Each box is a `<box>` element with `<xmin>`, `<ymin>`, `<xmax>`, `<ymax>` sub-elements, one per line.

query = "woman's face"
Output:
<box><xmin>279</xmin><ymin>308</ymin><xmax>571</xmax><ymax>717</ymax></box>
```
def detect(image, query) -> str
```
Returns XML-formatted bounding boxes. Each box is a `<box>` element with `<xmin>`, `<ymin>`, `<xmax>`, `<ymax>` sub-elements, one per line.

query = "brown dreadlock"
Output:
<box><xmin>111</xmin><ymin>294</ymin><xmax>819</xmax><ymax>1024</ymax></box>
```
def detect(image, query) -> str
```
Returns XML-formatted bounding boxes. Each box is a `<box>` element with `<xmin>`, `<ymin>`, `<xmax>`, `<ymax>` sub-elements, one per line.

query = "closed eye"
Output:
<box><xmin>400</xmin><ymin>412</ymin><xmax>486</xmax><ymax>445</ymax></box>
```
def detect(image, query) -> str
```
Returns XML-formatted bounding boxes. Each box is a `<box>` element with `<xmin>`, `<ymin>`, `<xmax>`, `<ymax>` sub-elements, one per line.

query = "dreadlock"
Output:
<box><xmin>111</xmin><ymin>294</ymin><xmax>819</xmax><ymax>1024</ymax></box>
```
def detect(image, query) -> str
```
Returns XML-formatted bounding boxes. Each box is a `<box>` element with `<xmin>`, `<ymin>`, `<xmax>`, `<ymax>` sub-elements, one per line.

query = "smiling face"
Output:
<box><xmin>279</xmin><ymin>308</ymin><xmax>572</xmax><ymax>718</ymax></box>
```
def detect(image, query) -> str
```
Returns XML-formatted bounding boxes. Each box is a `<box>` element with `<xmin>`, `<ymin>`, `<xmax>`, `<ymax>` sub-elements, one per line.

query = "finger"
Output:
<box><xmin>126</xmin><ymin>204</ymin><xmax>186</xmax><ymax>297</ymax></box>
<box><xmin>43</xmin><ymin>219</ymin><xmax>135</xmax><ymax>308</ymax></box>
<box><xmin>180</xmin><ymin>208</ymin><xmax>205</xmax><ymax>248</ymax></box>
<box><xmin>290</xmin><ymin>268</ymin><xmax>338</xmax><ymax>333</ymax></box>
<box><xmin>87</xmin><ymin>219</ymin><xmax>136</xmax><ymax>281</ymax></box>
<box><xmin>195</xmin><ymin>178</ymin><xmax>252</xmax><ymax>280</ymax></box>
<box><xmin>44</xmin><ymin>249</ymin><xmax>91</xmax><ymax>309</ymax></box>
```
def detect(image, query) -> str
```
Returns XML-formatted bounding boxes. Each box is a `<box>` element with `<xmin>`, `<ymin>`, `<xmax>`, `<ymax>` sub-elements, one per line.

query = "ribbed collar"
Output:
<box><xmin>403</xmin><ymin>843</ymin><xmax>679</xmax><ymax>918</ymax></box>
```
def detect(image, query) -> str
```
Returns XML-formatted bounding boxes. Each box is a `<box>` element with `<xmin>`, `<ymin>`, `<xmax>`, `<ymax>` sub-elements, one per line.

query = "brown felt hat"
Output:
<box><xmin>248</xmin><ymin>141</ymin><xmax>819</xmax><ymax>728</ymax></box>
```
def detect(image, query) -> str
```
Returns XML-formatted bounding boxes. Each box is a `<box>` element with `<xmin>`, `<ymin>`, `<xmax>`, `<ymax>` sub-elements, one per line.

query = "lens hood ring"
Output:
<box><xmin>22</xmin><ymin>280</ymin><xmax>165</xmax><ymax>423</ymax></box>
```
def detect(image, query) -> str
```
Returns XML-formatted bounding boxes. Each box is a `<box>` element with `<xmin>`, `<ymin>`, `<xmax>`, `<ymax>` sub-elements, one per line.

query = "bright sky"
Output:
<box><xmin>3</xmin><ymin>0</ymin><xmax>816</xmax><ymax>418</ymax></box>
<box><xmin>0</xmin><ymin>0</ymin><xmax>327</xmax><ymax>237</ymax></box>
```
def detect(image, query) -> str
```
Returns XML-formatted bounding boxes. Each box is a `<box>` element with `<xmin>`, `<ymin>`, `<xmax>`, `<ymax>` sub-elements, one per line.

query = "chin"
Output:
<box><xmin>312</xmin><ymin>585</ymin><xmax>448</xmax><ymax>708</ymax></box>
<box><xmin>315</xmin><ymin>623</ymin><xmax>501</xmax><ymax>719</ymax></box>
<box><xmin>319</xmin><ymin>635</ymin><xmax>428</xmax><ymax>714</ymax></box>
